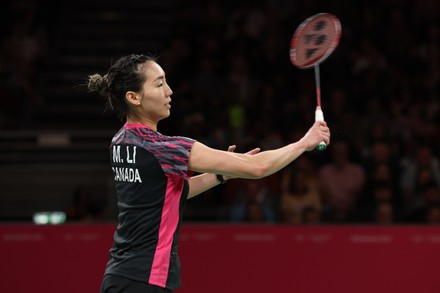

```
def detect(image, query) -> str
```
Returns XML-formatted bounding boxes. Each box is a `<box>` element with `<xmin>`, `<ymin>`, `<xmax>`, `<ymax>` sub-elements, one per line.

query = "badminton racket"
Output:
<box><xmin>290</xmin><ymin>12</ymin><xmax>341</xmax><ymax>151</ymax></box>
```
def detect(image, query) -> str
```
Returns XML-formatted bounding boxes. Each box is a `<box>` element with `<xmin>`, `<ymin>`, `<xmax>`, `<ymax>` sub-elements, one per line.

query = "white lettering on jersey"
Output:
<box><xmin>126</xmin><ymin>146</ymin><xmax>137</xmax><ymax>164</ymax></box>
<box><xmin>112</xmin><ymin>167</ymin><xmax>142</xmax><ymax>183</ymax></box>
<box><xmin>112</xmin><ymin>145</ymin><xmax>123</xmax><ymax>163</ymax></box>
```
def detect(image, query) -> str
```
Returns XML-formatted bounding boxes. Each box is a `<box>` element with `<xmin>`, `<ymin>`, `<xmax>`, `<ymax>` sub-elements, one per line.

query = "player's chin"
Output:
<box><xmin>163</xmin><ymin>109</ymin><xmax>171</xmax><ymax>118</ymax></box>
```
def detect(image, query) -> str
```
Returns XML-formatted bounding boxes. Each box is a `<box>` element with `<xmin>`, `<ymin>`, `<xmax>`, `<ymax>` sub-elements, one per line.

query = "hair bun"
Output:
<box><xmin>87</xmin><ymin>74</ymin><xmax>108</xmax><ymax>96</ymax></box>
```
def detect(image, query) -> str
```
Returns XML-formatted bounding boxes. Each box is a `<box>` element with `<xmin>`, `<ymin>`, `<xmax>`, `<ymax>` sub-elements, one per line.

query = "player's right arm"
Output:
<box><xmin>188</xmin><ymin>120</ymin><xmax>329</xmax><ymax>179</ymax></box>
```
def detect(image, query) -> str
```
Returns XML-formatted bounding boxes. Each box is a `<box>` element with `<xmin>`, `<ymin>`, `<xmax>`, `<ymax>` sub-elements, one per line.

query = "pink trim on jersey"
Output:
<box><xmin>124</xmin><ymin>123</ymin><xmax>153</xmax><ymax>130</ymax></box>
<box><xmin>149</xmin><ymin>174</ymin><xmax>183</xmax><ymax>287</ymax></box>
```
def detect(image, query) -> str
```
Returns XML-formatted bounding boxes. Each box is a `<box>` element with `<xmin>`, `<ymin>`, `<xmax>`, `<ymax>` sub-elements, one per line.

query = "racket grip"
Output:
<box><xmin>315</xmin><ymin>107</ymin><xmax>327</xmax><ymax>151</ymax></box>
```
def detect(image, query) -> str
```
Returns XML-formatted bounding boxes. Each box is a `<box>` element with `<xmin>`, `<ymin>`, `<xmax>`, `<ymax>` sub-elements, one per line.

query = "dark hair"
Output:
<box><xmin>87</xmin><ymin>54</ymin><xmax>156</xmax><ymax>119</ymax></box>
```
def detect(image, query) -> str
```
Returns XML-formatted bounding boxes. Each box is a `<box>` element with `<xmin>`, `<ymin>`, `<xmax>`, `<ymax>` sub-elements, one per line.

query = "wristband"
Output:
<box><xmin>216</xmin><ymin>174</ymin><xmax>226</xmax><ymax>184</ymax></box>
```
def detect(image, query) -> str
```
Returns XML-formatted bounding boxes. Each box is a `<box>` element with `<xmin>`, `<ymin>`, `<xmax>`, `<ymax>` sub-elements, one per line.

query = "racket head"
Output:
<box><xmin>290</xmin><ymin>13</ymin><xmax>341</xmax><ymax>69</ymax></box>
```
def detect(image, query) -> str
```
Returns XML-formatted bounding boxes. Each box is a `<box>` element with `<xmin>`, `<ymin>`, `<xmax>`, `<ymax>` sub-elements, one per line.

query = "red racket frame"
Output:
<box><xmin>290</xmin><ymin>13</ymin><xmax>341</xmax><ymax>69</ymax></box>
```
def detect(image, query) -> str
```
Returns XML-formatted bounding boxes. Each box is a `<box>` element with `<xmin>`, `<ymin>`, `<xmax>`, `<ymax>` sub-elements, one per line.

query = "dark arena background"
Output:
<box><xmin>1</xmin><ymin>0</ymin><xmax>439</xmax><ymax>292</ymax></box>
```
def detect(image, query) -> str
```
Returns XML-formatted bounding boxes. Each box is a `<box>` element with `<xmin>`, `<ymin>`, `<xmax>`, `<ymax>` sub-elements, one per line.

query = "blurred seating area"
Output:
<box><xmin>0</xmin><ymin>0</ymin><xmax>439</xmax><ymax>224</ymax></box>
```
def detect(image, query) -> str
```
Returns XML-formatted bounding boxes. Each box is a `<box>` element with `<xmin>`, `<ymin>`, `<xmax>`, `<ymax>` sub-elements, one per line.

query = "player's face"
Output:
<box><xmin>139</xmin><ymin>62</ymin><xmax>173</xmax><ymax>122</ymax></box>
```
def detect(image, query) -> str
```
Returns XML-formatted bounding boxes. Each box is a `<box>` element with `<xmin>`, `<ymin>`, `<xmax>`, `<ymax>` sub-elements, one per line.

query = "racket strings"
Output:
<box><xmin>290</xmin><ymin>13</ymin><xmax>341</xmax><ymax>69</ymax></box>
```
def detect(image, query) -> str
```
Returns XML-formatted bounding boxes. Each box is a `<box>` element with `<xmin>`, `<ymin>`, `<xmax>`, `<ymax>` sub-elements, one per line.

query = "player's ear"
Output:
<box><xmin>125</xmin><ymin>91</ymin><xmax>141</xmax><ymax>106</ymax></box>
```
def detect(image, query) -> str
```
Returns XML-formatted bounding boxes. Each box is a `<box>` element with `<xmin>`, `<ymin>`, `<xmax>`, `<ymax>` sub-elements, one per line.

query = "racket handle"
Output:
<box><xmin>315</xmin><ymin>107</ymin><xmax>327</xmax><ymax>151</ymax></box>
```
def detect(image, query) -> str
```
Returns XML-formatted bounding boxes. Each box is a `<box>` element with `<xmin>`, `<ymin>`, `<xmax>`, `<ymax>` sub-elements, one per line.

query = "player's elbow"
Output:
<box><xmin>245</xmin><ymin>163</ymin><xmax>269</xmax><ymax>179</ymax></box>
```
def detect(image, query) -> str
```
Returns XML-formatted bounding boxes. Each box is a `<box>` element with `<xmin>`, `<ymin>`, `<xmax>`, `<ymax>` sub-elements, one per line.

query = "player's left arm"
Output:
<box><xmin>187</xmin><ymin>146</ymin><xmax>260</xmax><ymax>199</ymax></box>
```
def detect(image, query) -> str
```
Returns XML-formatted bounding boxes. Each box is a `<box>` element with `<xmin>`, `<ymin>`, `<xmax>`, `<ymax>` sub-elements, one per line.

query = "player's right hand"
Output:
<box><xmin>301</xmin><ymin>121</ymin><xmax>330</xmax><ymax>151</ymax></box>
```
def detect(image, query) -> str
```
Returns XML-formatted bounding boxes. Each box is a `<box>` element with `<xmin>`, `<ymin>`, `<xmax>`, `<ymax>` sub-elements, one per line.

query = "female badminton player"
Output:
<box><xmin>87</xmin><ymin>54</ymin><xmax>330</xmax><ymax>293</ymax></box>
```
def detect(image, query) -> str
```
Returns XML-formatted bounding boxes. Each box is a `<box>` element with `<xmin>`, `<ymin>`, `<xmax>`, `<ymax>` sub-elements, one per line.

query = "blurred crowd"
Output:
<box><xmin>2</xmin><ymin>0</ymin><xmax>440</xmax><ymax>224</ymax></box>
<box><xmin>162</xmin><ymin>0</ymin><xmax>440</xmax><ymax>225</ymax></box>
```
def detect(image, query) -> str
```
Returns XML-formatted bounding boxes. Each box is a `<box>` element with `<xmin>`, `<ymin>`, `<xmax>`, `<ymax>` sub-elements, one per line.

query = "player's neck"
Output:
<box><xmin>126</xmin><ymin>116</ymin><xmax>157</xmax><ymax>131</ymax></box>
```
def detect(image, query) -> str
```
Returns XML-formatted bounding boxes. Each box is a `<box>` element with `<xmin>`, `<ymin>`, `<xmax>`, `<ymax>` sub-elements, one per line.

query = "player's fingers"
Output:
<box><xmin>321</xmin><ymin>130</ymin><xmax>330</xmax><ymax>145</ymax></box>
<box><xmin>227</xmin><ymin>145</ymin><xmax>236</xmax><ymax>152</ymax></box>
<box><xmin>315</xmin><ymin>120</ymin><xmax>327</xmax><ymax>127</ymax></box>
<box><xmin>245</xmin><ymin>148</ymin><xmax>261</xmax><ymax>155</ymax></box>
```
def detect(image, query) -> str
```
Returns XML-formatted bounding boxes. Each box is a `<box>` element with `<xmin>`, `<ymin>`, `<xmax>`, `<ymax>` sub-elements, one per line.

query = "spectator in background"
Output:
<box><xmin>229</xmin><ymin>180</ymin><xmax>276</xmax><ymax>223</ymax></box>
<box><xmin>280</xmin><ymin>167</ymin><xmax>321</xmax><ymax>225</ymax></box>
<box><xmin>400</xmin><ymin>144</ymin><xmax>440</xmax><ymax>214</ymax></box>
<box><xmin>374</xmin><ymin>202</ymin><xmax>395</xmax><ymax>225</ymax></box>
<box><xmin>409</xmin><ymin>181</ymin><xmax>440</xmax><ymax>223</ymax></box>
<box><xmin>363</xmin><ymin>141</ymin><xmax>401</xmax><ymax>188</ymax></box>
<box><xmin>425</xmin><ymin>205</ymin><xmax>440</xmax><ymax>225</ymax></box>
<box><xmin>302</xmin><ymin>206</ymin><xmax>322</xmax><ymax>225</ymax></box>
<box><xmin>358</xmin><ymin>179</ymin><xmax>399</xmax><ymax>223</ymax></box>
<box><xmin>358</xmin><ymin>140</ymin><xmax>403</xmax><ymax>222</ymax></box>
<box><xmin>318</xmin><ymin>139</ymin><xmax>366</xmax><ymax>222</ymax></box>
